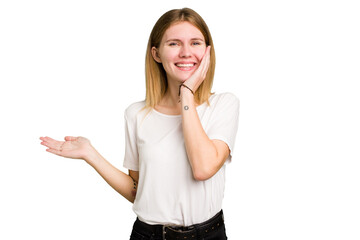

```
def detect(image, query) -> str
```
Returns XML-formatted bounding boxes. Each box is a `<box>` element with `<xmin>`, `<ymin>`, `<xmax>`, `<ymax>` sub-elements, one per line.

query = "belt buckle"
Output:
<box><xmin>162</xmin><ymin>225</ymin><xmax>169</xmax><ymax>240</ymax></box>
<box><xmin>162</xmin><ymin>224</ymin><xmax>181</xmax><ymax>240</ymax></box>
<box><xmin>162</xmin><ymin>224</ymin><xmax>195</xmax><ymax>239</ymax></box>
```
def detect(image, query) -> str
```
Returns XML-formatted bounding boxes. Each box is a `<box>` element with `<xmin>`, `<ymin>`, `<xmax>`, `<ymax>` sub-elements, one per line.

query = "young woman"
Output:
<box><xmin>40</xmin><ymin>8</ymin><xmax>239</xmax><ymax>240</ymax></box>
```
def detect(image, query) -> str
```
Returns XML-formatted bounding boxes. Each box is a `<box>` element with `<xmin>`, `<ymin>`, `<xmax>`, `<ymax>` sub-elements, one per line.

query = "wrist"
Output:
<box><xmin>181</xmin><ymin>89</ymin><xmax>195</xmax><ymax>110</ymax></box>
<box><xmin>179</xmin><ymin>82</ymin><xmax>195</xmax><ymax>97</ymax></box>
<box><xmin>83</xmin><ymin>145</ymin><xmax>101</xmax><ymax>165</ymax></box>
<box><xmin>181</xmin><ymin>83</ymin><xmax>194</xmax><ymax>94</ymax></box>
<box><xmin>180</xmin><ymin>83</ymin><xmax>195</xmax><ymax>98</ymax></box>
<box><xmin>181</xmin><ymin>86</ymin><xmax>194</xmax><ymax>96</ymax></box>
<box><xmin>181</xmin><ymin>88</ymin><xmax>195</xmax><ymax>105</ymax></box>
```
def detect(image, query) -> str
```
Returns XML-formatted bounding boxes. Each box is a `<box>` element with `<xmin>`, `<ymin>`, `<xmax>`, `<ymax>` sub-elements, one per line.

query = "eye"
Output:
<box><xmin>192</xmin><ymin>41</ymin><xmax>202</xmax><ymax>46</ymax></box>
<box><xmin>169</xmin><ymin>42</ymin><xmax>179</xmax><ymax>46</ymax></box>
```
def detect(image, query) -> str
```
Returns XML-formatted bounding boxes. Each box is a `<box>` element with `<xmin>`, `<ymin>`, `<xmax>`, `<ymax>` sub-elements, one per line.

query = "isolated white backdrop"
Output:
<box><xmin>1</xmin><ymin>0</ymin><xmax>359</xmax><ymax>239</ymax></box>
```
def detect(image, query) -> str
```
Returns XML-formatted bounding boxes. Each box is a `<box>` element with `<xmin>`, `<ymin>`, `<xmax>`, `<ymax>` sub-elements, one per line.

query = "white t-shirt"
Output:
<box><xmin>123</xmin><ymin>92</ymin><xmax>239</xmax><ymax>226</ymax></box>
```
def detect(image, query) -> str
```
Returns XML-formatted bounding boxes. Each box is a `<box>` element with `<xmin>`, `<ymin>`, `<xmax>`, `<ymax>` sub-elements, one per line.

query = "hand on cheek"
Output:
<box><xmin>184</xmin><ymin>45</ymin><xmax>211</xmax><ymax>93</ymax></box>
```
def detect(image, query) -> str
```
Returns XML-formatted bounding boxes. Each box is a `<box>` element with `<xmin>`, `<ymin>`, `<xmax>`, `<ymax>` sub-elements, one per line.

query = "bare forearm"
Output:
<box><xmin>181</xmin><ymin>90</ymin><xmax>218</xmax><ymax>180</ymax></box>
<box><xmin>84</xmin><ymin>147</ymin><xmax>136</xmax><ymax>203</ymax></box>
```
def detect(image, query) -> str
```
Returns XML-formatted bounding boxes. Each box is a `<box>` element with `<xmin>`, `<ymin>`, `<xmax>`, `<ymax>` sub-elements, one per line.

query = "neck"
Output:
<box><xmin>154</xmin><ymin>78</ymin><xmax>183</xmax><ymax>115</ymax></box>
<box><xmin>163</xmin><ymin>79</ymin><xmax>182</xmax><ymax>107</ymax></box>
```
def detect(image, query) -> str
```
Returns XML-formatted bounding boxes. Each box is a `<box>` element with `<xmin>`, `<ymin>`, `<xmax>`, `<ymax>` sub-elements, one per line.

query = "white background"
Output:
<box><xmin>1</xmin><ymin>0</ymin><xmax>359</xmax><ymax>239</ymax></box>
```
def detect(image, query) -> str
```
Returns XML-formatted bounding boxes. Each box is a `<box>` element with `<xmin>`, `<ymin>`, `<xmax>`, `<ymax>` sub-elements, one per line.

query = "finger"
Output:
<box><xmin>203</xmin><ymin>56</ymin><xmax>210</xmax><ymax>76</ymax></box>
<box><xmin>193</xmin><ymin>55</ymin><xmax>207</xmax><ymax>82</ymax></box>
<box><xmin>41</xmin><ymin>137</ymin><xmax>64</xmax><ymax>150</ymax></box>
<box><xmin>65</xmin><ymin>136</ymin><xmax>77</xmax><ymax>141</ymax></box>
<box><xmin>41</xmin><ymin>141</ymin><xmax>62</xmax><ymax>151</ymax></box>
<box><xmin>201</xmin><ymin>46</ymin><xmax>211</xmax><ymax>67</ymax></box>
<box><xmin>200</xmin><ymin>46</ymin><xmax>211</xmax><ymax>78</ymax></box>
<box><xmin>200</xmin><ymin>45</ymin><xmax>210</xmax><ymax>60</ymax></box>
<box><xmin>201</xmin><ymin>45</ymin><xmax>211</xmax><ymax>62</ymax></box>
<box><xmin>198</xmin><ymin>47</ymin><xmax>209</xmax><ymax>68</ymax></box>
<box><xmin>46</xmin><ymin>148</ymin><xmax>62</xmax><ymax>156</ymax></box>
<box><xmin>41</xmin><ymin>136</ymin><xmax>58</xmax><ymax>144</ymax></box>
<box><xmin>40</xmin><ymin>137</ymin><xmax>52</xmax><ymax>146</ymax></box>
<box><xmin>205</xmin><ymin>46</ymin><xmax>211</xmax><ymax>63</ymax></box>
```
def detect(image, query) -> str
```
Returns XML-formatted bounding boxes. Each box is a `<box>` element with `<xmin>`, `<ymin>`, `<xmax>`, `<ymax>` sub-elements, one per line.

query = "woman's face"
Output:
<box><xmin>152</xmin><ymin>21</ymin><xmax>207</xmax><ymax>84</ymax></box>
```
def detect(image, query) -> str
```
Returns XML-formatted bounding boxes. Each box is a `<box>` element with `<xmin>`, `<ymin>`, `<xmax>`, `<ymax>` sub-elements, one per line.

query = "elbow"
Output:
<box><xmin>192</xmin><ymin>167</ymin><xmax>215</xmax><ymax>181</ymax></box>
<box><xmin>193</xmin><ymin>173</ymin><xmax>211</xmax><ymax>181</ymax></box>
<box><xmin>191</xmin><ymin>151</ymin><xmax>220</xmax><ymax>181</ymax></box>
<box><xmin>126</xmin><ymin>192</ymin><xmax>136</xmax><ymax>204</ymax></box>
<box><xmin>191</xmin><ymin>155</ymin><xmax>220</xmax><ymax>181</ymax></box>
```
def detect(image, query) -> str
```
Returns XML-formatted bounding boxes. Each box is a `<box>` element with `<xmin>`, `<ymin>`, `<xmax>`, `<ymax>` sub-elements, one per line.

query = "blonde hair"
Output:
<box><xmin>145</xmin><ymin>8</ymin><xmax>216</xmax><ymax>108</ymax></box>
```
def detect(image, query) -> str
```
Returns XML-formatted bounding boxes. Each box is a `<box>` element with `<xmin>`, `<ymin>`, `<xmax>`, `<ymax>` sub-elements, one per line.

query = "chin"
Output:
<box><xmin>178</xmin><ymin>73</ymin><xmax>194</xmax><ymax>82</ymax></box>
<box><xmin>168</xmin><ymin>72</ymin><xmax>194</xmax><ymax>84</ymax></box>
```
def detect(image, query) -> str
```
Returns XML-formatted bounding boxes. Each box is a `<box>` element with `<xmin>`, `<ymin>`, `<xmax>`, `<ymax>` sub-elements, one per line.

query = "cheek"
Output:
<box><xmin>161</xmin><ymin>57</ymin><xmax>174</xmax><ymax>72</ymax></box>
<box><xmin>194</xmin><ymin>47</ymin><xmax>207</xmax><ymax>61</ymax></box>
<box><xmin>160</xmin><ymin>51</ymin><xmax>177</xmax><ymax>66</ymax></box>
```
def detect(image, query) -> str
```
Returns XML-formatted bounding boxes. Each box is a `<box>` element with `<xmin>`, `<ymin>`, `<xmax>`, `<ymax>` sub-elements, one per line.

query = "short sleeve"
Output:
<box><xmin>123</xmin><ymin>108</ymin><xmax>139</xmax><ymax>171</ymax></box>
<box><xmin>207</xmin><ymin>93</ymin><xmax>240</xmax><ymax>162</ymax></box>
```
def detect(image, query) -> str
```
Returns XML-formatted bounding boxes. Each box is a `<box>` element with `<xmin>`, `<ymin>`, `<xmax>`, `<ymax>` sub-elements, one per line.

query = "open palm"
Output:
<box><xmin>40</xmin><ymin>136</ymin><xmax>91</xmax><ymax>160</ymax></box>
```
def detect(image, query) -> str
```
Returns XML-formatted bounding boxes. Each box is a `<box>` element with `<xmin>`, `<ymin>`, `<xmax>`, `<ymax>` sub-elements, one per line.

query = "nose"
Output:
<box><xmin>179</xmin><ymin>44</ymin><xmax>192</xmax><ymax>58</ymax></box>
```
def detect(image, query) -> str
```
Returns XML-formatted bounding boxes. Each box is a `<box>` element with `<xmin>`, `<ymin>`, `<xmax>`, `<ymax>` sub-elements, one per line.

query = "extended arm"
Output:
<box><xmin>85</xmin><ymin>148</ymin><xmax>139</xmax><ymax>203</ymax></box>
<box><xmin>40</xmin><ymin>136</ymin><xmax>138</xmax><ymax>203</ymax></box>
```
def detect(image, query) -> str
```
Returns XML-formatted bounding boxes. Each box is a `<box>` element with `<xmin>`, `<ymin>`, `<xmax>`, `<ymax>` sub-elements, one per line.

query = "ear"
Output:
<box><xmin>151</xmin><ymin>47</ymin><xmax>162</xmax><ymax>63</ymax></box>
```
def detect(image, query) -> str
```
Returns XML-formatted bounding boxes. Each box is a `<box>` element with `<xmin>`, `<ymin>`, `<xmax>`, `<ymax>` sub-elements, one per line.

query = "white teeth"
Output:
<box><xmin>176</xmin><ymin>63</ymin><xmax>194</xmax><ymax>67</ymax></box>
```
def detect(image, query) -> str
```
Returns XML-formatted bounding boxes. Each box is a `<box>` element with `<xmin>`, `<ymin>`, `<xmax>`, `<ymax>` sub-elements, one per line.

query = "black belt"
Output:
<box><xmin>134</xmin><ymin>210</ymin><xmax>225</xmax><ymax>239</ymax></box>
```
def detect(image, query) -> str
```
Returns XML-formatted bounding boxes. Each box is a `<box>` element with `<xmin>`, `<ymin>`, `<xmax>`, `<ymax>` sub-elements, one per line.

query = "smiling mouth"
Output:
<box><xmin>175</xmin><ymin>63</ymin><xmax>196</xmax><ymax>70</ymax></box>
<box><xmin>176</xmin><ymin>63</ymin><xmax>195</xmax><ymax>67</ymax></box>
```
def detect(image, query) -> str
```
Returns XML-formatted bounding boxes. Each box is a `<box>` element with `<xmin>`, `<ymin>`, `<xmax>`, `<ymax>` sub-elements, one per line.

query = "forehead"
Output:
<box><xmin>162</xmin><ymin>21</ymin><xmax>204</xmax><ymax>41</ymax></box>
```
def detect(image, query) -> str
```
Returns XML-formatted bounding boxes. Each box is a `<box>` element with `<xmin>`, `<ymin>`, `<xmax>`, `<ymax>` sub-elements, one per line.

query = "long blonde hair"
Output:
<box><xmin>145</xmin><ymin>8</ymin><xmax>216</xmax><ymax>108</ymax></box>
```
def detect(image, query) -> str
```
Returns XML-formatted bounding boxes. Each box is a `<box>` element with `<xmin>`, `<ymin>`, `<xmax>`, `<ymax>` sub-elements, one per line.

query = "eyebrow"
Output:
<box><xmin>165</xmin><ymin>38</ymin><xmax>205</xmax><ymax>43</ymax></box>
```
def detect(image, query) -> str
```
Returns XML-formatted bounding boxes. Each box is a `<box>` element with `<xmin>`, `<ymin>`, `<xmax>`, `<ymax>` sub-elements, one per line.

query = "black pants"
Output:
<box><xmin>130</xmin><ymin>210</ymin><xmax>227</xmax><ymax>240</ymax></box>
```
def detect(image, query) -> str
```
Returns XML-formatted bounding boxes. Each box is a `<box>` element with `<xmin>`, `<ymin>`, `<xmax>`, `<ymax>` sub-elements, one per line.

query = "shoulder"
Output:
<box><xmin>124</xmin><ymin>100</ymin><xmax>147</xmax><ymax>120</ymax></box>
<box><xmin>208</xmin><ymin>92</ymin><xmax>239</xmax><ymax>107</ymax></box>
